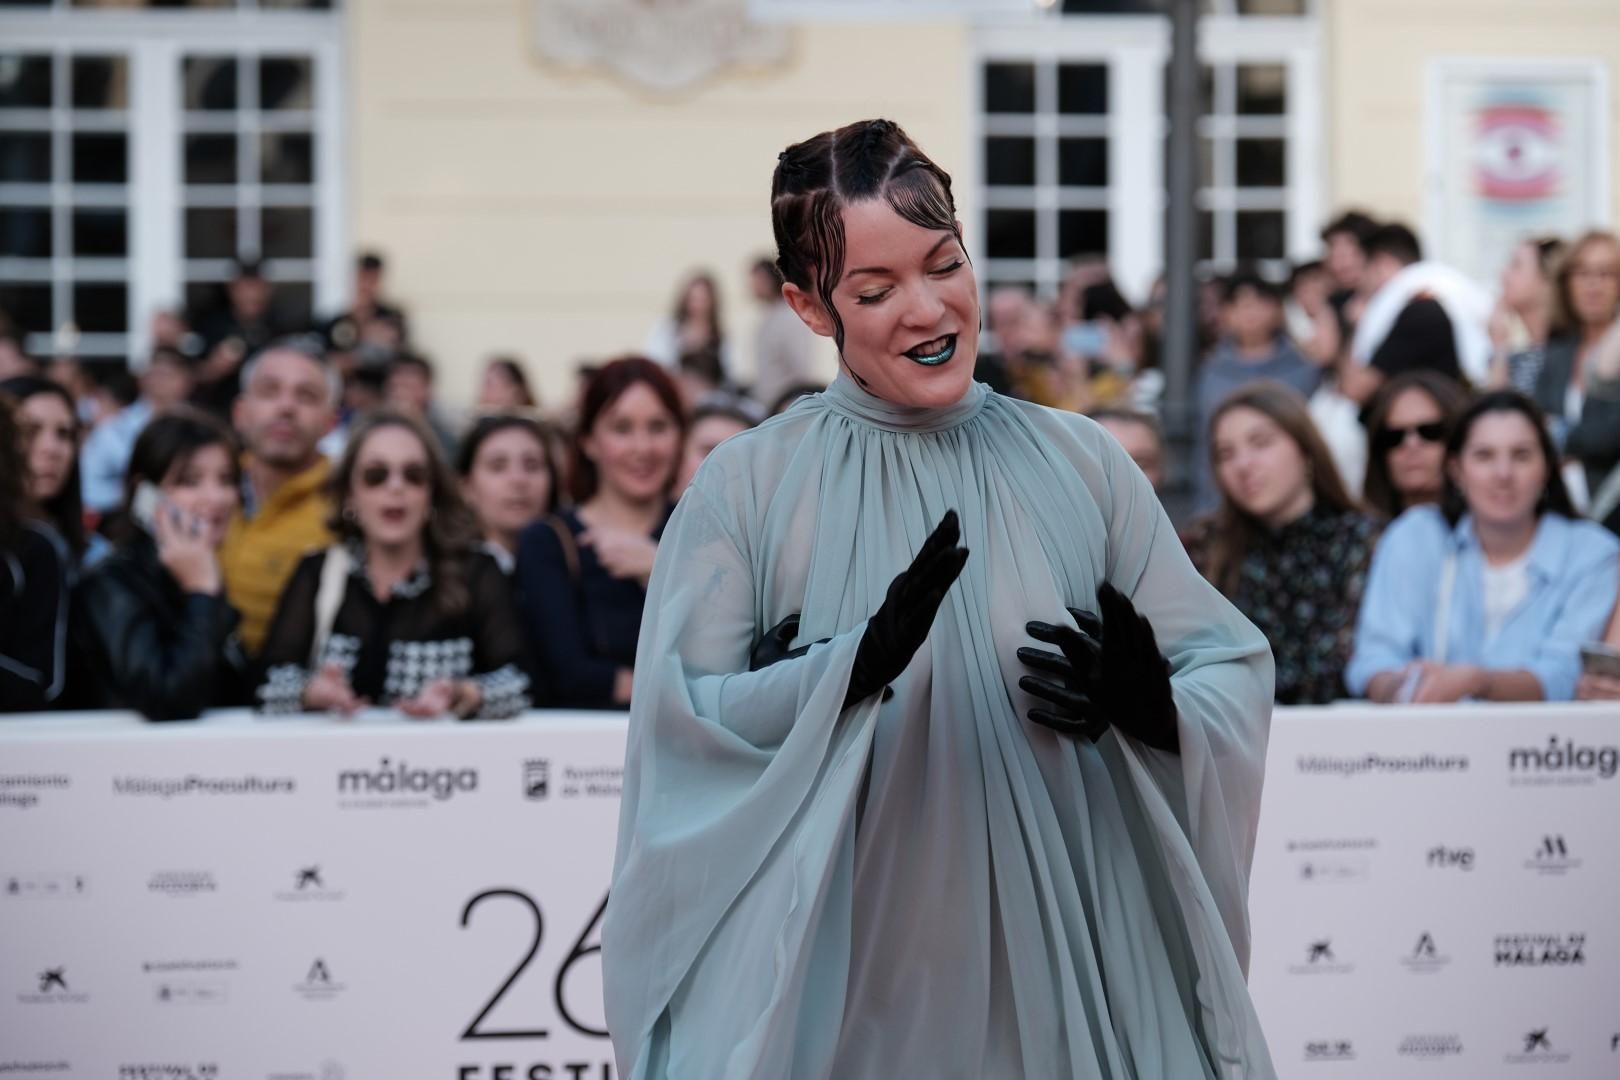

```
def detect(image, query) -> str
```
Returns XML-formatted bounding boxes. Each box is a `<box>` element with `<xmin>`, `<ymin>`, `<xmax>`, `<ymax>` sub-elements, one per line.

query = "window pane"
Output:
<box><xmin>1059</xmin><ymin>210</ymin><xmax>1107</xmax><ymax>258</ymax></box>
<box><xmin>1197</xmin><ymin>210</ymin><xmax>1214</xmax><ymax>262</ymax></box>
<box><xmin>262</xmin><ymin>205</ymin><xmax>312</xmax><ymax>259</ymax></box>
<box><xmin>0</xmin><ymin>55</ymin><xmax>52</xmax><ymax>109</ymax></box>
<box><xmin>73</xmin><ymin>282</ymin><xmax>127</xmax><ymax>333</ymax></box>
<box><xmin>0</xmin><ymin>283</ymin><xmax>52</xmax><ymax>334</ymax></box>
<box><xmin>72</xmin><ymin>207</ymin><xmax>126</xmax><ymax>256</ymax></box>
<box><xmin>1057</xmin><ymin>64</ymin><xmax>1107</xmax><ymax>116</ymax></box>
<box><xmin>1235</xmin><ymin>138</ymin><xmax>1285</xmax><ymax>186</ymax></box>
<box><xmin>259</xmin><ymin>56</ymin><xmax>314</xmax><ymax>110</ymax></box>
<box><xmin>261</xmin><ymin>0</ymin><xmax>334</xmax><ymax>8</ymax></box>
<box><xmin>1236</xmin><ymin>64</ymin><xmax>1286</xmax><ymax>115</ymax></box>
<box><xmin>185</xmin><ymin>134</ymin><xmax>238</xmax><ymax>184</ymax></box>
<box><xmin>985</xmin><ymin>136</ymin><xmax>1036</xmax><ymax>187</ymax></box>
<box><xmin>73</xmin><ymin>1</ymin><xmax>240</xmax><ymax>6</ymax></box>
<box><xmin>183</xmin><ymin>57</ymin><xmax>238</xmax><ymax>111</ymax></box>
<box><xmin>0</xmin><ymin>132</ymin><xmax>53</xmax><ymax>183</ymax></box>
<box><xmin>186</xmin><ymin>207</ymin><xmax>239</xmax><ymax>258</ymax></box>
<box><xmin>260</xmin><ymin>132</ymin><xmax>313</xmax><ymax>184</ymax></box>
<box><xmin>72</xmin><ymin>132</ymin><xmax>128</xmax><ymax>184</ymax></box>
<box><xmin>1238</xmin><ymin>0</ymin><xmax>1307</xmax><ymax>13</ymax></box>
<box><xmin>186</xmin><ymin>280</ymin><xmax>225</xmax><ymax>319</ymax></box>
<box><xmin>1163</xmin><ymin>63</ymin><xmax>1214</xmax><ymax>118</ymax></box>
<box><xmin>1061</xmin><ymin>0</ymin><xmax>1160</xmax><ymax>10</ymax></box>
<box><xmin>71</xmin><ymin>56</ymin><xmax>128</xmax><ymax>109</ymax></box>
<box><xmin>1057</xmin><ymin>137</ymin><xmax>1107</xmax><ymax>187</ymax></box>
<box><xmin>1235</xmin><ymin>210</ymin><xmax>1285</xmax><ymax>259</ymax></box>
<box><xmin>0</xmin><ymin>207</ymin><xmax>51</xmax><ymax>258</ymax></box>
<box><xmin>985</xmin><ymin>63</ymin><xmax>1035</xmax><ymax>115</ymax></box>
<box><xmin>985</xmin><ymin>209</ymin><xmax>1037</xmax><ymax>260</ymax></box>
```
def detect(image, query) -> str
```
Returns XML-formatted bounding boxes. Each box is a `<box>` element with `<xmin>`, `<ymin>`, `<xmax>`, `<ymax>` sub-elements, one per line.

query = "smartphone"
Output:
<box><xmin>1062</xmin><ymin>321</ymin><xmax>1108</xmax><ymax>359</ymax></box>
<box><xmin>131</xmin><ymin>481</ymin><xmax>163</xmax><ymax>533</ymax></box>
<box><xmin>1579</xmin><ymin>642</ymin><xmax>1620</xmax><ymax>680</ymax></box>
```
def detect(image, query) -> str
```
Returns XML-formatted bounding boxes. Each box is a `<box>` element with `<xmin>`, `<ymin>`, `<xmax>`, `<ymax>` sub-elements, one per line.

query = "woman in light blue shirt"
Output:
<box><xmin>1348</xmin><ymin>389</ymin><xmax>1620</xmax><ymax>703</ymax></box>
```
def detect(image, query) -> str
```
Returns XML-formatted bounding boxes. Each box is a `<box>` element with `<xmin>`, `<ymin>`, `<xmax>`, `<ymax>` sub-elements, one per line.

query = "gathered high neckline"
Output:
<box><xmin>819</xmin><ymin>371</ymin><xmax>989</xmax><ymax>434</ymax></box>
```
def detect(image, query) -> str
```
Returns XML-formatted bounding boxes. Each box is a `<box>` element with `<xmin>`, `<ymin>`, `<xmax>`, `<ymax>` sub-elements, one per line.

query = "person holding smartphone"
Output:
<box><xmin>76</xmin><ymin>408</ymin><xmax>251</xmax><ymax>721</ymax></box>
<box><xmin>1577</xmin><ymin>604</ymin><xmax>1620</xmax><ymax>700</ymax></box>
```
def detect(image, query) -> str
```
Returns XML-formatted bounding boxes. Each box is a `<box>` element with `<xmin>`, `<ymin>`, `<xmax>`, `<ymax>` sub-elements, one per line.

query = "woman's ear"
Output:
<box><xmin>783</xmin><ymin>282</ymin><xmax>836</xmax><ymax>340</ymax></box>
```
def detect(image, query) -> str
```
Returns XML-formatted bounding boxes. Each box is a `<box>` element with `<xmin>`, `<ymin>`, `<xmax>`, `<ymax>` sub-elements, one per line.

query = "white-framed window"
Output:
<box><xmin>969</xmin><ymin>5</ymin><xmax>1319</xmax><ymax>300</ymax></box>
<box><xmin>0</xmin><ymin>2</ymin><xmax>344</xmax><ymax>368</ymax></box>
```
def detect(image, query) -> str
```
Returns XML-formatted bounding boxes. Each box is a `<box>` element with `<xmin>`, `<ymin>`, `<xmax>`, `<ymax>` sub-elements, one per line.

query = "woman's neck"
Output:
<box><xmin>1473</xmin><ymin>514</ymin><xmax>1537</xmax><ymax>566</ymax></box>
<box><xmin>1261</xmin><ymin>488</ymin><xmax>1315</xmax><ymax>530</ymax></box>
<box><xmin>484</xmin><ymin>528</ymin><xmax>517</xmax><ymax>559</ymax></box>
<box><xmin>581</xmin><ymin>489</ymin><xmax>664</xmax><ymax>533</ymax></box>
<box><xmin>1580</xmin><ymin>321</ymin><xmax>1610</xmax><ymax>351</ymax></box>
<box><xmin>1515</xmin><ymin>303</ymin><xmax>1550</xmax><ymax>346</ymax></box>
<box><xmin>364</xmin><ymin>535</ymin><xmax>423</xmax><ymax>598</ymax></box>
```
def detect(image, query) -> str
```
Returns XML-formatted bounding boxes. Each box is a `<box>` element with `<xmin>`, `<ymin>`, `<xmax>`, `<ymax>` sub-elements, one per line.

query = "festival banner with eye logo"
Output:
<box><xmin>1425</xmin><ymin>59</ymin><xmax>1609</xmax><ymax>285</ymax></box>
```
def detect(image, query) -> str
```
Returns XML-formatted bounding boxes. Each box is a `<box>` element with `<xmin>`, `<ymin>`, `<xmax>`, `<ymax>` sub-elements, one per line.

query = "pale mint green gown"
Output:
<box><xmin>602</xmin><ymin>375</ymin><xmax>1277</xmax><ymax>1079</ymax></box>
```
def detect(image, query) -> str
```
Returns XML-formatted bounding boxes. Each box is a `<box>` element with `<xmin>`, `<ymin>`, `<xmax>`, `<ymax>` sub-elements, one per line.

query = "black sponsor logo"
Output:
<box><xmin>1509</xmin><ymin>736</ymin><xmax>1619</xmax><ymax>785</ymax></box>
<box><xmin>113</xmin><ymin>774</ymin><xmax>295</xmax><ymax>798</ymax></box>
<box><xmin>0</xmin><ymin>1062</ymin><xmax>71</xmax><ymax>1076</ymax></box>
<box><xmin>147</xmin><ymin>870</ymin><xmax>217</xmax><ymax>897</ymax></box>
<box><xmin>337</xmin><ymin>757</ymin><xmax>478</xmax><ymax>806</ymax></box>
<box><xmin>141</xmin><ymin>959</ymin><xmax>237</xmax><ymax>974</ymax></box>
<box><xmin>456</xmin><ymin>1064</ymin><xmax>615</xmax><ymax>1079</ymax></box>
<box><xmin>1495</xmin><ymin>932</ymin><xmax>1586</xmax><ymax>967</ymax></box>
<box><xmin>1289</xmin><ymin>836</ymin><xmax>1375</xmax><ymax>883</ymax></box>
<box><xmin>1401</xmin><ymin>932</ymin><xmax>1452</xmax><ymax>973</ymax></box>
<box><xmin>1296</xmin><ymin>753</ymin><xmax>1468</xmax><ymax>778</ymax></box>
<box><xmin>143</xmin><ymin>958</ymin><xmax>235</xmax><ymax>1002</ymax></box>
<box><xmin>1524</xmin><ymin>834</ymin><xmax>1582</xmax><ymax>875</ymax></box>
<box><xmin>1426</xmin><ymin>844</ymin><xmax>1474</xmax><ymax>870</ymax></box>
<box><xmin>1303</xmin><ymin>1040</ymin><xmax>1355</xmax><ymax>1062</ymax></box>
<box><xmin>524</xmin><ymin>759</ymin><xmax>550</xmax><ymax>800</ymax></box>
<box><xmin>1398</xmin><ymin>1033</ymin><xmax>1462</xmax><ymax>1059</ymax></box>
<box><xmin>294</xmin><ymin>958</ymin><xmax>346</xmax><ymax>1001</ymax></box>
<box><xmin>2</xmin><ymin>873</ymin><xmax>86</xmax><ymax>899</ymax></box>
<box><xmin>275</xmin><ymin>865</ymin><xmax>344</xmax><ymax>903</ymax></box>
<box><xmin>1290</xmin><ymin>938</ymin><xmax>1354</xmax><ymax>976</ymax></box>
<box><xmin>17</xmin><ymin>966</ymin><xmax>88</xmax><ymax>1005</ymax></box>
<box><xmin>266</xmin><ymin>1064</ymin><xmax>345</xmax><ymax>1080</ymax></box>
<box><xmin>116</xmin><ymin>1065</ymin><xmax>218</xmax><ymax>1079</ymax></box>
<box><xmin>0</xmin><ymin>774</ymin><xmax>69</xmax><ymax>810</ymax></box>
<box><xmin>1504</xmin><ymin>1027</ymin><xmax>1571</xmax><ymax>1065</ymax></box>
<box><xmin>553</xmin><ymin>764</ymin><xmax>624</xmax><ymax>799</ymax></box>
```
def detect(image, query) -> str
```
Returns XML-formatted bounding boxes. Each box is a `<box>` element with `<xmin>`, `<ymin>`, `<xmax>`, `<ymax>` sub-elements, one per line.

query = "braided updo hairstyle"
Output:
<box><xmin>771</xmin><ymin>119</ymin><xmax>963</xmax><ymax>367</ymax></box>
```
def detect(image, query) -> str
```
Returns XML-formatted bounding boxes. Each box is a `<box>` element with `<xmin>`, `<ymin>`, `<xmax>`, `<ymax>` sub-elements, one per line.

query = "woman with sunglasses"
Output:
<box><xmin>1361</xmin><ymin>371</ymin><xmax>1471</xmax><ymax>520</ymax></box>
<box><xmin>256</xmin><ymin>410</ymin><xmax>532</xmax><ymax>719</ymax></box>
<box><xmin>1348</xmin><ymin>390</ymin><xmax>1620</xmax><ymax>704</ymax></box>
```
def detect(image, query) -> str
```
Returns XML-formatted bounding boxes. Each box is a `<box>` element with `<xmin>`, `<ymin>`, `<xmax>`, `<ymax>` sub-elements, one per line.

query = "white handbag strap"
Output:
<box><xmin>1432</xmin><ymin>550</ymin><xmax>1458</xmax><ymax>664</ymax></box>
<box><xmin>308</xmin><ymin>545</ymin><xmax>352</xmax><ymax>669</ymax></box>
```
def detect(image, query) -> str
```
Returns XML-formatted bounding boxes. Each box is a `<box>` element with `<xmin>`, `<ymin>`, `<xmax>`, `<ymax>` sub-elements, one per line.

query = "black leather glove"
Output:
<box><xmin>1016</xmin><ymin>582</ymin><xmax>1179</xmax><ymax>753</ymax></box>
<box><xmin>844</xmin><ymin>510</ymin><xmax>969</xmax><ymax>710</ymax></box>
<box><xmin>749</xmin><ymin>613</ymin><xmax>828</xmax><ymax>671</ymax></box>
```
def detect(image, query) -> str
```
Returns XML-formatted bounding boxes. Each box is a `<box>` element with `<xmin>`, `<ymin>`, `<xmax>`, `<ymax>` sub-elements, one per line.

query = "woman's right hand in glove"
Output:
<box><xmin>843</xmin><ymin>510</ymin><xmax>969</xmax><ymax>710</ymax></box>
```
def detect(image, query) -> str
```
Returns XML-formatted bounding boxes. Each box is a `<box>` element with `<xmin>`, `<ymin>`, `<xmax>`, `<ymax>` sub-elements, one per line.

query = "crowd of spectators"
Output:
<box><xmin>2</xmin><ymin>215</ymin><xmax>1619</xmax><ymax>721</ymax></box>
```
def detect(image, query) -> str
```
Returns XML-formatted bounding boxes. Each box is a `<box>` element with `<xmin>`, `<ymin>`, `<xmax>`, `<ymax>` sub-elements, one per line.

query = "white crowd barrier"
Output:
<box><xmin>0</xmin><ymin>702</ymin><xmax>1616</xmax><ymax>1079</ymax></box>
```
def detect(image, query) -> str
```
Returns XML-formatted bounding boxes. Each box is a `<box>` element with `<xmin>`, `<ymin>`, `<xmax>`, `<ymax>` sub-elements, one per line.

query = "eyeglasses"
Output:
<box><xmin>358</xmin><ymin>462</ymin><xmax>430</xmax><ymax>489</ymax></box>
<box><xmin>1372</xmin><ymin>422</ymin><xmax>1446</xmax><ymax>454</ymax></box>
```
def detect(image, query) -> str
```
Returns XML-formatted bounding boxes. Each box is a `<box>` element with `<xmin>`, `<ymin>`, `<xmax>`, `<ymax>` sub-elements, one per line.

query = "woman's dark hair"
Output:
<box><xmin>1361</xmin><ymin>370</ymin><xmax>1472</xmax><ymax>520</ymax></box>
<box><xmin>691</xmin><ymin>391</ymin><xmax>765</xmax><ymax>431</ymax></box>
<box><xmin>771</xmin><ymin>118</ymin><xmax>962</xmax><ymax>366</ymax></box>
<box><xmin>120</xmin><ymin>407</ymin><xmax>241</xmax><ymax>537</ymax></box>
<box><xmin>0</xmin><ymin>375</ymin><xmax>86</xmax><ymax>557</ymax></box>
<box><xmin>569</xmin><ymin>356</ymin><xmax>686</xmax><ymax>504</ymax></box>
<box><xmin>457</xmin><ymin>412</ymin><xmax>559</xmax><ymax>518</ymax></box>
<box><xmin>0</xmin><ymin>395</ymin><xmax>27</xmax><ymax>552</ymax></box>
<box><xmin>328</xmin><ymin>409</ymin><xmax>480</xmax><ymax>617</ymax></box>
<box><xmin>485</xmin><ymin>356</ymin><xmax>536</xmax><ymax>407</ymax></box>
<box><xmin>1203</xmin><ymin>380</ymin><xmax>1362</xmax><ymax>598</ymax></box>
<box><xmin>673</xmin><ymin>273</ymin><xmax>724</xmax><ymax>353</ymax></box>
<box><xmin>1440</xmin><ymin>389</ymin><xmax>1573</xmax><ymax>527</ymax></box>
<box><xmin>1081</xmin><ymin>279</ymin><xmax>1135</xmax><ymax>322</ymax></box>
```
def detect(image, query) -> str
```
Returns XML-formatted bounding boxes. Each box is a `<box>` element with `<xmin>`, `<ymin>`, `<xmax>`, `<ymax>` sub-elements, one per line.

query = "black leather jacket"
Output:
<box><xmin>75</xmin><ymin>533</ymin><xmax>251</xmax><ymax>720</ymax></box>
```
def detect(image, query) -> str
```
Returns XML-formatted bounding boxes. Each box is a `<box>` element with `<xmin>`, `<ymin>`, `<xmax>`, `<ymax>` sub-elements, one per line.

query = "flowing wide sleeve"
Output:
<box><xmin>602</xmin><ymin>478</ymin><xmax>881</xmax><ymax>1079</ymax></box>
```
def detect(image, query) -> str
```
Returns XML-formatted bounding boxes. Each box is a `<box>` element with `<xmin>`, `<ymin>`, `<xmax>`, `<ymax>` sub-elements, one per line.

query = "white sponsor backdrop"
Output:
<box><xmin>1</xmin><ymin>703</ymin><xmax>1617</xmax><ymax>1079</ymax></box>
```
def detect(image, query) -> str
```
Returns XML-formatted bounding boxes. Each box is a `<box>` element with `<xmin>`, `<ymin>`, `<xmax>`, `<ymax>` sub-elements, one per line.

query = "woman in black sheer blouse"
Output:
<box><xmin>257</xmin><ymin>409</ymin><xmax>531</xmax><ymax>719</ymax></box>
<box><xmin>514</xmin><ymin>357</ymin><xmax>684</xmax><ymax>709</ymax></box>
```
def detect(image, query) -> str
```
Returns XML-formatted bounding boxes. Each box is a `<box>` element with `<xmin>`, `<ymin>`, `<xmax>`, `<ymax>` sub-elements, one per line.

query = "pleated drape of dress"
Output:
<box><xmin>602</xmin><ymin>375</ymin><xmax>1278</xmax><ymax>1080</ymax></box>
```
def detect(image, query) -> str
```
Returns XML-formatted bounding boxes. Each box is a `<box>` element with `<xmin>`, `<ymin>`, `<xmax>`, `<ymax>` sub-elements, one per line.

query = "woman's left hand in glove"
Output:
<box><xmin>1016</xmin><ymin>582</ymin><xmax>1179</xmax><ymax>754</ymax></box>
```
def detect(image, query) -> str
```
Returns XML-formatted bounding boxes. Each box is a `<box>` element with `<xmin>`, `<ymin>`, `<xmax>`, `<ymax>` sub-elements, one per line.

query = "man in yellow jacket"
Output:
<box><xmin>219</xmin><ymin>338</ymin><xmax>339</xmax><ymax>655</ymax></box>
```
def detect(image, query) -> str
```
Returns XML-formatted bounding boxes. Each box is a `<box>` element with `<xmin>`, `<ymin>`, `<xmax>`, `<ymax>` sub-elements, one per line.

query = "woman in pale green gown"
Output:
<box><xmin>602</xmin><ymin>119</ymin><xmax>1277</xmax><ymax>1079</ymax></box>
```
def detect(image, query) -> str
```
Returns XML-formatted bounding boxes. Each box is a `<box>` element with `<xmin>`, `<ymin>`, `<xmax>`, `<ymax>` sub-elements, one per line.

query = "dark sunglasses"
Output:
<box><xmin>1373</xmin><ymin>422</ymin><xmax>1446</xmax><ymax>454</ymax></box>
<box><xmin>358</xmin><ymin>462</ymin><xmax>430</xmax><ymax>489</ymax></box>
